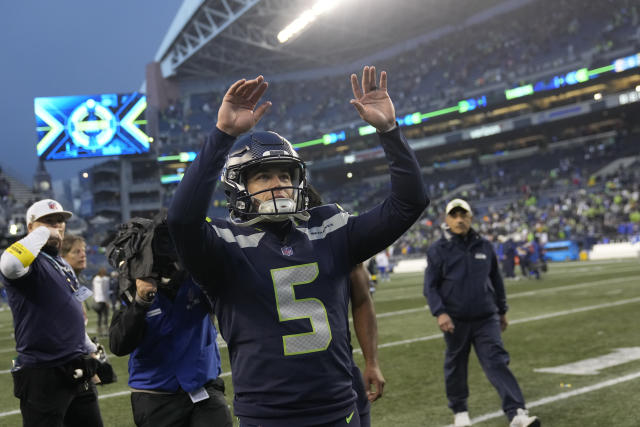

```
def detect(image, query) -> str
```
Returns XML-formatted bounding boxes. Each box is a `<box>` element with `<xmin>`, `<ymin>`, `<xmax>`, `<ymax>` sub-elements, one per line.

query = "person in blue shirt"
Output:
<box><xmin>0</xmin><ymin>199</ymin><xmax>102</xmax><ymax>427</ymax></box>
<box><xmin>424</xmin><ymin>199</ymin><xmax>539</xmax><ymax>427</ymax></box>
<box><xmin>168</xmin><ymin>66</ymin><xmax>428</xmax><ymax>426</ymax></box>
<box><xmin>108</xmin><ymin>221</ymin><xmax>232</xmax><ymax>427</ymax></box>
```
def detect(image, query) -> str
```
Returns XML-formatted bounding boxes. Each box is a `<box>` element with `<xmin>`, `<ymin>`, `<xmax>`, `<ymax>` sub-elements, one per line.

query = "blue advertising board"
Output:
<box><xmin>544</xmin><ymin>240</ymin><xmax>579</xmax><ymax>262</ymax></box>
<box><xmin>35</xmin><ymin>92</ymin><xmax>150</xmax><ymax>160</ymax></box>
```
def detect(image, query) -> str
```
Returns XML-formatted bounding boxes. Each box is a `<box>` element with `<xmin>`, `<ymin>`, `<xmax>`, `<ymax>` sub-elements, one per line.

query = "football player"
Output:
<box><xmin>168</xmin><ymin>66</ymin><xmax>428</xmax><ymax>426</ymax></box>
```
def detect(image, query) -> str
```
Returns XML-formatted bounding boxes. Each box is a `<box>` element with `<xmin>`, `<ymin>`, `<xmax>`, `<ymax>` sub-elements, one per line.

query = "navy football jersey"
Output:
<box><xmin>169</xmin><ymin>126</ymin><xmax>428</xmax><ymax>425</ymax></box>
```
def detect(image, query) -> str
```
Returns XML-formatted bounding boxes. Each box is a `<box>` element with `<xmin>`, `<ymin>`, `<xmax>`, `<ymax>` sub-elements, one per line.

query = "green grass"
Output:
<box><xmin>0</xmin><ymin>259</ymin><xmax>639</xmax><ymax>426</ymax></box>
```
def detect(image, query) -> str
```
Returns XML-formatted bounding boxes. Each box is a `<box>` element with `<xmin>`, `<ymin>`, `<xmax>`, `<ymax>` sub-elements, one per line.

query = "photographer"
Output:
<box><xmin>108</xmin><ymin>216</ymin><xmax>231</xmax><ymax>427</ymax></box>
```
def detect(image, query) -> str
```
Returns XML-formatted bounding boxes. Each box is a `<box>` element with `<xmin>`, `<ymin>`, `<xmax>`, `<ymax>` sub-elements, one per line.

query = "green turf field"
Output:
<box><xmin>0</xmin><ymin>259</ymin><xmax>639</xmax><ymax>426</ymax></box>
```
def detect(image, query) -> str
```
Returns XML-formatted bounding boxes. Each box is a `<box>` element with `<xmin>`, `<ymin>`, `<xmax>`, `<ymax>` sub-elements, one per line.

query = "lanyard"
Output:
<box><xmin>40</xmin><ymin>252</ymin><xmax>80</xmax><ymax>293</ymax></box>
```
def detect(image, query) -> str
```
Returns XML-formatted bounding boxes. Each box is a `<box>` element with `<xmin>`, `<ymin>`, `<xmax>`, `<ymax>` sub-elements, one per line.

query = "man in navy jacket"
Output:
<box><xmin>424</xmin><ymin>199</ymin><xmax>539</xmax><ymax>427</ymax></box>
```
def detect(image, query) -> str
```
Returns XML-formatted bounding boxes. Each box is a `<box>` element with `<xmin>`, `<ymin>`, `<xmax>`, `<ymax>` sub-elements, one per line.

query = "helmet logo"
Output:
<box><xmin>48</xmin><ymin>201</ymin><xmax>58</xmax><ymax>210</ymax></box>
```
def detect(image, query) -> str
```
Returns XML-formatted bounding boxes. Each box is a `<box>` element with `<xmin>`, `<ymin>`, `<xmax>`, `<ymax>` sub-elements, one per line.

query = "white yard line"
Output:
<box><xmin>1</xmin><ymin>295</ymin><xmax>639</xmax><ymax>418</ymax></box>
<box><xmin>0</xmin><ymin>373</ymin><xmax>235</xmax><ymax>418</ymax></box>
<box><xmin>441</xmin><ymin>370</ymin><xmax>640</xmax><ymax>426</ymax></box>
<box><xmin>2</xmin><ymin>368</ymin><xmax>639</xmax><ymax>421</ymax></box>
<box><xmin>352</xmin><ymin>296</ymin><xmax>640</xmax><ymax>354</ymax></box>
<box><xmin>373</xmin><ymin>266</ymin><xmax>640</xmax><ymax>298</ymax></box>
<box><xmin>0</xmin><ymin>275</ymin><xmax>637</xmax><ymax>355</ymax></box>
<box><xmin>348</xmin><ymin>275</ymin><xmax>637</xmax><ymax>322</ymax></box>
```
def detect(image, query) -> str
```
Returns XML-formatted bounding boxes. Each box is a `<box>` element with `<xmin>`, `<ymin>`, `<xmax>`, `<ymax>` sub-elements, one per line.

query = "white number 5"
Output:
<box><xmin>271</xmin><ymin>263</ymin><xmax>332</xmax><ymax>356</ymax></box>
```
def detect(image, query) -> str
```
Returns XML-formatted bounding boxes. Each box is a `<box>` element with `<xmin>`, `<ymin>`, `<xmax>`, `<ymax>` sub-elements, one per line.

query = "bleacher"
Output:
<box><xmin>157</xmin><ymin>0</ymin><xmax>640</xmax><ymax>149</ymax></box>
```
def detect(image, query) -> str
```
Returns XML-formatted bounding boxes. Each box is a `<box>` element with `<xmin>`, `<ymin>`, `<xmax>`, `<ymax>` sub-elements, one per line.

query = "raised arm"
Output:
<box><xmin>167</xmin><ymin>76</ymin><xmax>271</xmax><ymax>290</ymax></box>
<box><xmin>346</xmin><ymin>66</ymin><xmax>429</xmax><ymax>264</ymax></box>
<box><xmin>0</xmin><ymin>226</ymin><xmax>54</xmax><ymax>280</ymax></box>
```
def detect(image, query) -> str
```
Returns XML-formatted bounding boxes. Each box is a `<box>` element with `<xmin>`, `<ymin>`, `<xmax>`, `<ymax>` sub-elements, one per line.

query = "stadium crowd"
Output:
<box><xmin>157</xmin><ymin>0</ymin><xmax>639</xmax><ymax>149</ymax></box>
<box><xmin>390</xmin><ymin>159</ymin><xmax>640</xmax><ymax>258</ymax></box>
<box><xmin>3</xmin><ymin>127</ymin><xmax>639</xmax><ymax>273</ymax></box>
<box><xmin>1</xmin><ymin>1</ymin><xmax>639</xmax><ymax>425</ymax></box>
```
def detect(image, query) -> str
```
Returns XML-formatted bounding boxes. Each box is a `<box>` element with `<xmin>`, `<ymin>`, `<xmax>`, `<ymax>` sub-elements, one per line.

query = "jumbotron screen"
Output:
<box><xmin>34</xmin><ymin>92</ymin><xmax>151</xmax><ymax>160</ymax></box>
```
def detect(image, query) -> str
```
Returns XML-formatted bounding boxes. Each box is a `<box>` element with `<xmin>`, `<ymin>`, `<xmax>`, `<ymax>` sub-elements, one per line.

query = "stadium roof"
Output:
<box><xmin>154</xmin><ymin>0</ymin><xmax>509</xmax><ymax>80</ymax></box>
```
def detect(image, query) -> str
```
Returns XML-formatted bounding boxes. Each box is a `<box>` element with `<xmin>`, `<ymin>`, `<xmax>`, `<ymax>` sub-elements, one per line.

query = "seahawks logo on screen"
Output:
<box><xmin>34</xmin><ymin>93</ymin><xmax>151</xmax><ymax>160</ymax></box>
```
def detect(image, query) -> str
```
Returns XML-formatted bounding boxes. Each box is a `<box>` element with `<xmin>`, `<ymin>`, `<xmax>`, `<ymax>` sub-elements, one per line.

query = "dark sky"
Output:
<box><xmin>0</xmin><ymin>1</ymin><xmax>180</xmax><ymax>185</ymax></box>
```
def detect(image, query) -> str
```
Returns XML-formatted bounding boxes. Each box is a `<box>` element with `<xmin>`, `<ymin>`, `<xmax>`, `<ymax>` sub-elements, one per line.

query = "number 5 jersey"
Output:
<box><xmin>168</xmin><ymin>126</ymin><xmax>428</xmax><ymax>426</ymax></box>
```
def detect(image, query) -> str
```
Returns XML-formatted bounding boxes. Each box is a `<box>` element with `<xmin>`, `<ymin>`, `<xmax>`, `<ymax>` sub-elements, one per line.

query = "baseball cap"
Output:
<box><xmin>25</xmin><ymin>199</ymin><xmax>73</xmax><ymax>225</ymax></box>
<box><xmin>445</xmin><ymin>198</ymin><xmax>472</xmax><ymax>215</ymax></box>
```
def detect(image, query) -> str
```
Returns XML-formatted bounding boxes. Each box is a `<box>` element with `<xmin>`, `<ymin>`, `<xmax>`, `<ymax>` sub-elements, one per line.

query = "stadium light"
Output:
<box><xmin>277</xmin><ymin>0</ymin><xmax>340</xmax><ymax>43</ymax></box>
<box><xmin>593</xmin><ymin>93</ymin><xmax>602</xmax><ymax>100</ymax></box>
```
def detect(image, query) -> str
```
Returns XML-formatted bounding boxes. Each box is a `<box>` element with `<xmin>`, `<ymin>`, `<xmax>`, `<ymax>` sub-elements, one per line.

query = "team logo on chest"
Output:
<box><xmin>281</xmin><ymin>246</ymin><xmax>294</xmax><ymax>256</ymax></box>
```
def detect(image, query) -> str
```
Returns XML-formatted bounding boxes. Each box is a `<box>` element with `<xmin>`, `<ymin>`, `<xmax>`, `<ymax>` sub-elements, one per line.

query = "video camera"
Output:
<box><xmin>105</xmin><ymin>212</ymin><xmax>182</xmax><ymax>304</ymax></box>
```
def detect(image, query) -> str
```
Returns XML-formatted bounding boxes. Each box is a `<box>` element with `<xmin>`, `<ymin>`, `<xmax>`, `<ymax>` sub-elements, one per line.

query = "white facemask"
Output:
<box><xmin>258</xmin><ymin>198</ymin><xmax>296</xmax><ymax>215</ymax></box>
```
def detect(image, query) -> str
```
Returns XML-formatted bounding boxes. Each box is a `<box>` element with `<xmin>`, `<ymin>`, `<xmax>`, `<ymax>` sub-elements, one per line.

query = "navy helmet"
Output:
<box><xmin>221</xmin><ymin>131</ymin><xmax>309</xmax><ymax>225</ymax></box>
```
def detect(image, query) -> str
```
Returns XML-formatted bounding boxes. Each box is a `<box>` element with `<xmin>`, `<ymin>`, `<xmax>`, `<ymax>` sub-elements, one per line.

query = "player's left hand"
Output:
<box><xmin>363</xmin><ymin>363</ymin><xmax>385</xmax><ymax>402</ymax></box>
<box><xmin>350</xmin><ymin>66</ymin><xmax>396</xmax><ymax>133</ymax></box>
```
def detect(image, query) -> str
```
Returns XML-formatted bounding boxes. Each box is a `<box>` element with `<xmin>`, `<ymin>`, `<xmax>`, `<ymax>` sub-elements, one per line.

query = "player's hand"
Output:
<box><xmin>500</xmin><ymin>314</ymin><xmax>508</xmax><ymax>332</ymax></box>
<box><xmin>135</xmin><ymin>278</ymin><xmax>158</xmax><ymax>302</ymax></box>
<box><xmin>217</xmin><ymin>75</ymin><xmax>271</xmax><ymax>136</ymax></box>
<box><xmin>350</xmin><ymin>66</ymin><xmax>396</xmax><ymax>133</ymax></box>
<box><xmin>437</xmin><ymin>313</ymin><xmax>455</xmax><ymax>334</ymax></box>
<box><xmin>363</xmin><ymin>363</ymin><xmax>385</xmax><ymax>402</ymax></box>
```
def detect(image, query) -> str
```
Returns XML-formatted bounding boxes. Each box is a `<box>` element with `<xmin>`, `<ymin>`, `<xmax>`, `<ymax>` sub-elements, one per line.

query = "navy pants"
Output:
<box><xmin>503</xmin><ymin>258</ymin><xmax>515</xmax><ymax>278</ymax></box>
<box><xmin>443</xmin><ymin>314</ymin><xmax>525</xmax><ymax>420</ymax></box>
<box><xmin>239</xmin><ymin>403</ymin><xmax>360</xmax><ymax>427</ymax></box>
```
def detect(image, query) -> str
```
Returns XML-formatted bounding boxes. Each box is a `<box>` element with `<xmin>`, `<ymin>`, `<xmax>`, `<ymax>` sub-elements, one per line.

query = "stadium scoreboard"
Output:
<box><xmin>34</xmin><ymin>92</ymin><xmax>151</xmax><ymax>160</ymax></box>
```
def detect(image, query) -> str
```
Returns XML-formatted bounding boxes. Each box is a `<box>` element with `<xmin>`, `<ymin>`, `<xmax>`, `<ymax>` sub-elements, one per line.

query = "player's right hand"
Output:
<box><xmin>217</xmin><ymin>76</ymin><xmax>271</xmax><ymax>136</ymax></box>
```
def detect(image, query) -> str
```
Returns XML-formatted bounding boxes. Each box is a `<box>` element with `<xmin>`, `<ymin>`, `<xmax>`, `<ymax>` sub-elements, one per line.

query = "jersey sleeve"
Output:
<box><xmin>345</xmin><ymin>126</ymin><xmax>429</xmax><ymax>265</ymax></box>
<box><xmin>167</xmin><ymin>127</ymin><xmax>237</xmax><ymax>295</ymax></box>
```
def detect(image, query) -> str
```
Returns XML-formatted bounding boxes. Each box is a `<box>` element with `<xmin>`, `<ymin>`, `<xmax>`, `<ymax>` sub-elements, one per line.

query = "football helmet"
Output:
<box><xmin>221</xmin><ymin>131</ymin><xmax>309</xmax><ymax>226</ymax></box>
